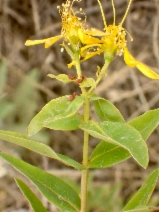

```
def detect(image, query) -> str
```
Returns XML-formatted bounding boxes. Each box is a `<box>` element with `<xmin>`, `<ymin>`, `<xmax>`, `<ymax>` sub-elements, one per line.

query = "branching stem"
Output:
<box><xmin>75</xmin><ymin>54</ymin><xmax>90</xmax><ymax>212</ymax></box>
<box><xmin>81</xmin><ymin>96</ymin><xmax>90</xmax><ymax>212</ymax></box>
<box><xmin>75</xmin><ymin>54</ymin><xmax>110</xmax><ymax>212</ymax></box>
<box><xmin>88</xmin><ymin>59</ymin><xmax>111</xmax><ymax>95</ymax></box>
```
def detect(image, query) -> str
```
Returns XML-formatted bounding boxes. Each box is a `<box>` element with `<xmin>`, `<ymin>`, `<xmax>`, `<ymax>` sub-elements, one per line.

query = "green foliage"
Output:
<box><xmin>90</xmin><ymin>94</ymin><xmax>125</xmax><ymax>122</ymax></box>
<box><xmin>1</xmin><ymin>1</ymin><xmax>159</xmax><ymax>209</ymax></box>
<box><xmin>89</xmin><ymin>140</ymin><xmax>130</xmax><ymax>168</ymax></box>
<box><xmin>80</xmin><ymin>78</ymin><xmax>96</xmax><ymax>88</ymax></box>
<box><xmin>80</xmin><ymin>121</ymin><xmax>148</xmax><ymax>168</ymax></box>
<box><xmin>48</xmin><ymin>74</ymin><xmax>73</xmax><ymax>83</ymax></box>
<box><xmin>62</xmin><ymin>175</ymin><xmax>123</xmax><ymax>212</ymax></box>
<box><xmin>122</xmin><ymin>206</ymin><xmax>159</xmax><ymax>212</ymax></box>
<box><xmin>44</xmin><ymin>114</ymin><xmax>83</xmax><ymax>131</ymax></box>
<box><xmin>122</xmin><ymin>169</ymin><xmax>159</xmax><ymax>211</ymax></box>
<box><xmin>128</xmin><ymin>109</ymin><xmax>159</xmax><ymax>140</ymax></box>
<box><xmin>87</xmin><ymin>179</ymin><xmax>122</xmax><ymax>211</ymax></box>
<box><xmin>15</xmin><ymin>178</ymin><xmax>48</xmax><ymax>212</ymax></box>
<box><xmin>27</xmin><ymin>96</ymin><xmax>84</xmax><ymax>136</ymax></box>
<box><xmin>0</xmin><ymin>152</ymin><xmax>81</xmax><ymax>212</ymax></box>
<box><xmin>89</xmin><ymin>109</ymin><xmax>159</xmax><ymax>168</ymax></box>
<box><xmin>0</xmin><ymin>130</ymin><xmax>83</xmax><ymax>170</ymax></box>
<box><xmin>0</xmin><ymin>63</ymin><xmax>50</xmax><ymax>144</ymax></box>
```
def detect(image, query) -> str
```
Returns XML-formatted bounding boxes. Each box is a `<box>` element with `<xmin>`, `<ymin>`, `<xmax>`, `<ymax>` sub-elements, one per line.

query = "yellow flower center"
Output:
<box><xmin>57</xmin><ymin>0</ymin><xmax>86</xmax><ymax>44</ymax></box>
<box><xmin>102</xmin><ymin>24</ymin><xmax>128</xmax><ymax>56</ymax></box>
<box><xmin>97</xmin><ymin>0</ymin><xmax>133</xmax><ymax>58</ymax></box>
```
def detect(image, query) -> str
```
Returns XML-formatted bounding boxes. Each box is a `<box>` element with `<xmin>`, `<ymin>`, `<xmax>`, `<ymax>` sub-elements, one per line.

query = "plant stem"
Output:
<box><xmin>74</xmin><ymin>53</ymin><xmax>90</xmax><ymax>211</ymax></box>
<box><xmin>75</xmin><ymin>52</ymin><xmax>82</xmax><ymax>78</ymax></box>
<box><xmin>80</xmin><ymin>60</ymin><xmax>111</xmax><ymax>211</ymax></box>
<box><xmin>81</xmin><ymin>96</ymin><xmax>90</xmax><ymax>212</ymax></box>
<box><xmin>88</xmin><ymin>59</ymin><xmax>111</xmax><ymax>95</ymax></box>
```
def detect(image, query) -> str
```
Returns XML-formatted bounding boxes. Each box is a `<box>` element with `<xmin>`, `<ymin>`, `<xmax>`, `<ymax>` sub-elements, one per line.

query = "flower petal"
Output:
<box><xmin>78</xmin><ymin>29</ymin><xmax>102</xmax><ymax>45</ymax></box>
<box><xmin>81</xmin><ymin>49</ymin><xmax>103</xmax><ymax>61</ymax></box>
<box><xmin>85</xmin><ymin>28</ymin><xmax>105</xmax><ymax>37</ymax></box>
<box><xmin>25</xmin><ymin>39</ymin><xmax>48</xmax><ymax>46</ymax></box>
<box><xmin>25</xmin><ymin>35</ymin><xmax>62</xmax><ymax>48</ymax></box>
<box><xmin>45</xmin><ymin>35</ymin><xmax>62</xmax><ymax>48</ymax></box>
<box><xmin>80</xmin><ymin>44</ymin><xmax>102</xmax><ymax>53</ymax></box>
<box><xmin>124</xmin><ymin>48</ymin><xmax>159</xmax><ymax>79</ymax></box>
<box><xmin>124</xmin><ymin>48</ymin><xmax>138</xmax><ymax>67</ymax></box>
<box><xmin>67</xmin><ymin>61</ymin><xmax>76</xmax><ymax>68</ymax></box>
<box><xmin>136</xmin><ymin>62</ymin><xmax>159</xmax><ymax>79</ymax></box>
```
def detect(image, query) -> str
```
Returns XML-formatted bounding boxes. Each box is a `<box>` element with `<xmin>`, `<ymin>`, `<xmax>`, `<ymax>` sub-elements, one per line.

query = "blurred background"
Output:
<box><xmin>0</xmin><ymin>0</ymin><xmax>159</xmax><ymax>211</ymax></box>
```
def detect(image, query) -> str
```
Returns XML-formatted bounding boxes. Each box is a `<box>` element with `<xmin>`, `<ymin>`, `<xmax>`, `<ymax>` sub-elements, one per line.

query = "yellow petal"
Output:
<box><xmin>81</xmin><ymin>49</ymin><xmax>103</xmax><ymax>61</ymax></box>
<box><xmin>78</xmin><ymin>29</ymin><xmax>102</xmax><ymax>45</ymax></box>
<box><xmin>25</xmin><ymin>39</ymin><xmax>48</xmax><ymax>46</ymax></box>
<box><xmin>124</xmin><ymin>48</ymin><xmax>138</xmax><ymax>67</ymax></box>
<box><xmin>25</xmin><ymin>35</ymin><xmax>62</xmax><ymax>48</ymax></box>
<box><xmin>80</xmin><ymin>44</ymin><xmax>102</xmax><ymax>54</ymax></box>
<box><xmin>68</xmin><ymin>61</ymin><xmax>76</xmax><ymax>68</ymax></box>
<box><xmin>45</xmin><ymin>35</ymin><xmax>62</xmax><ymax>48</ymax></box>
<box><xmin>136</xmin><ymin>62</ymin><xmax>159</xmax><ymax>79</ymax></box>
<box><xmin>85</xmin><ymin>28</ymin><xmax>105</xmax><ymax>37</ymax></box>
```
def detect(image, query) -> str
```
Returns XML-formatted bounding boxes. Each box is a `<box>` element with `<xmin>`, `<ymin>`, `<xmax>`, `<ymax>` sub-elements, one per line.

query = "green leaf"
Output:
<box><xmin>80</xmin><ymin>78</ymin><xmax>96</xmax><ymax>88</ymax></box>
<box><xmin>90</xmin><ymin>94</ymin><xmax>125</xmax><ymax>122</ymax></box>
<box><xmin>45</xmin><ymin>114</ymin><xmax>83</xmax><ymax>130</ymax></box>
<box><xmin>123</xmin><ymin>206</ymin><xmax>159</xmax><ymax>212</ymax></box>
<box><xmin>0</xmin><ymin>153</ymin><xmax>80</xmax><ymax>212</ymax></box>
<box><xmin>0</xmin><ymin>130</ymin><xmax>83</xmax><ymax>170</ymax></box>
<box><xmin>27</xmin><ymin>96</ymin><xmax>84</xmax><ymax>136</ymax></box>
<box><xmin>15</xmin><ymin>178</ymin><xmax>48</xmax><ymax>212</ymax></box>
<box><xmin>89</xmin><ymin>140</ymin><xmax>130</xmax><ymax>168</ymax></box>
<box><xmin>89</xmin><ymin>109</ymin><xmax>159</xmax><ymax>169</ymax></box>
<box><xmin>80</xmin><ymin>121</ymin><xmax>148</xmax><ymax>168</ymax></box>
<box><xmin>122</xmin><ymin>169</ymin><xmax>159</xmax><ymax>211</ymax></box>
<box><xmin>48</xmin><ymin>74</ymin><xmax>72</xmax><ymax>83</ymax></box>
<box><xmin>128</xmin><ymin>109</ymin><xmax>159</xmax><ymax>140</ymax></box>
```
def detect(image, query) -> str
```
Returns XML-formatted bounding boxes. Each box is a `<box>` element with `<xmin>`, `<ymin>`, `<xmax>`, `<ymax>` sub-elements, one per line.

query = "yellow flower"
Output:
<box><xmin>25</xmin><ymin>0</ymin><xmax>103</xmax><ymax>49</ymax></box>
<box><xmin>25</xmin><ymin>0</ymin><xmax>108</xmax><ymax>70</ymax></box>
<box><xmin>79</xmin><ymin>0</ymin><xmax>159</xmax><ymax>79</ymax></box>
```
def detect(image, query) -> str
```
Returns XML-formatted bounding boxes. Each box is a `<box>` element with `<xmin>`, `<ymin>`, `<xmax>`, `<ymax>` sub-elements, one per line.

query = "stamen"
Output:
<box><xmin>124</xmin><ymin>28</ymin><xmax>133</xmax><ymax>41</ymax></box>
<box><xmin>120</xmin><ymin>0</ymin><xmax>133</xmax><ymax>26</ymax></box>
<box><xmin>111</xmin><ymin>0</ymin><xmax>116</xmax><ymax>25</ymax></box>
<box><xmin>96</xmin><ymin>0</ymin><xmax>107</xmax><ymax>30</ymax></box>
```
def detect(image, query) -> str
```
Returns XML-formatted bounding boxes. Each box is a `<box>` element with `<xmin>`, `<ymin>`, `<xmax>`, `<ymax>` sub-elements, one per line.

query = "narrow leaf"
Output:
<box><xmin>122</xmin><ymin>169</ymin><xmax>159</xmax><ymax>211</ymax></box>
<box><xmin>45</xmin><ymin>114</ymin><xmax>83</xmax><ymax>131</ymax></box>
<box><xmin>48</xmin><ymin>74</ymin><xmax>72</xmax><ymax>83</ymax></box>
<box><xmin>80</xmin><ymin>78</ymin><xmax>96</xmax><ymax>88</ymax></box>
<box><xmin>15</xmin><ymin>178</ymin><xmax>48</xmax><ymax>212</ymax></box>
<box><xmin>0</xmin><ymin>153</ymin><xmax>80</xmax><ymax>212</ymax></box>
<box><xmin>90</xmin><ymin>94</ymin><xmax>125</xmax><ymax>122</ymax></box>
<box><xmin>89</xmin><ymin>109</ymin><xmax>159</xmax><ymax>169</ymax></box>
<box><xmin>27</xmin><ymin>96</ymin><xmax>84</xmax><ymax>136</ymax></box>
<box><xmin>89</xmin><ymin>140</ymin><xmax>130</xmax><ymax>168</ymax></box>
<box><xmin>128</xmin><ymin>109</ymin><xmax>159</xmax><ymax>140</ymax></box>
<box><xmin>0</xmin><ymin>130</ymin><xmax>83</xmax><ymax>170</ymax></box>
<box><xmin>123</xmin><ymin>206</ymin><xmax>159</xmax><ymax>212</ymax></box>
<box><xmin>80</xmin><ymin>121</ymin><xmax>148</xmax><ymax>168</ymax></box>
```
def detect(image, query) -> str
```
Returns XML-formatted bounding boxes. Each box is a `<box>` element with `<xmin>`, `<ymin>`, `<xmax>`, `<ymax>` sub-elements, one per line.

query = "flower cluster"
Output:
<box><xmin>25</xmin><ymin>0</ymin><xmax>159</xmax><ymax>79</ymax></box>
